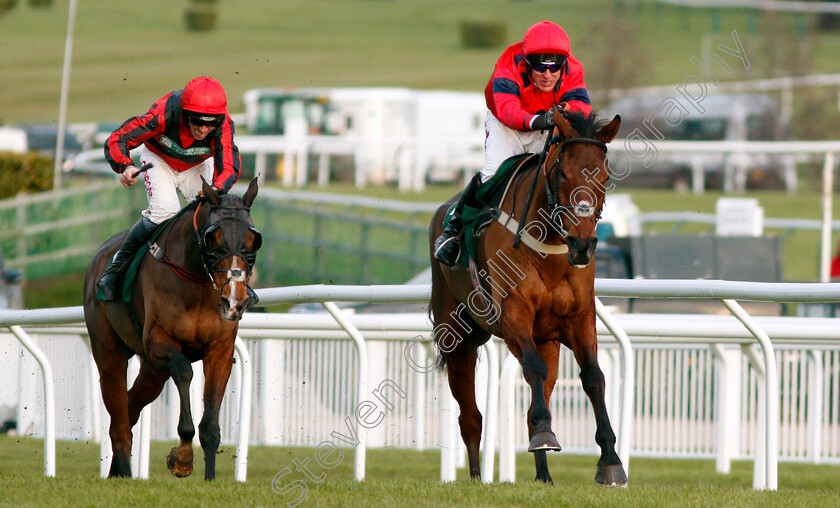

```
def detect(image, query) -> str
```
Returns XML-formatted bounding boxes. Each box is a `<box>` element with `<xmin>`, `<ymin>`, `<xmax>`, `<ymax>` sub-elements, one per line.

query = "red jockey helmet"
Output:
<box><xmin>521</xmin><ymin>20</ymin><xmax>571</xmax><ymax>58</ymax></box>
<box><xmin>181</xmin><ymin>76</ymin><xmax>228</xmax><ymax>116</ymax></box>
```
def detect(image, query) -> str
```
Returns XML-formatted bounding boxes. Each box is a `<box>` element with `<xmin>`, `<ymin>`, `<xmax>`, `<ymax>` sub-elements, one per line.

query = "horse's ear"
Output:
<box><xmin>242</xmin><ymin>177</ymin><xmax>259</xmax><ymax>208</ymax></box>
<box><xmin>202</xmin><ymin>177</ymin><xmax>222</xmax><ymax>206</ymax></box>
<box><xmin>551</xmin><ymin>107</ymin><xmax>576</xmax><ymax>140</ymax></box>
<box><xmin>595</xmin><ymin>115</ymin><xmax>622</xmax><ymax>144</ymax></box>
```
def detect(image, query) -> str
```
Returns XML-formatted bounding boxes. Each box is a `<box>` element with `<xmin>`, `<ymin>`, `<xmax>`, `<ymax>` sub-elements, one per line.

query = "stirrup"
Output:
<box><xmin>434</xmin><ymin>235</ymin><xmax>462</xmax><ymax>267</ymax></box>
<box><xmin>96</xmin><ymin>272</ymin><xmax>120</xmax><ymax>301</ymax></box>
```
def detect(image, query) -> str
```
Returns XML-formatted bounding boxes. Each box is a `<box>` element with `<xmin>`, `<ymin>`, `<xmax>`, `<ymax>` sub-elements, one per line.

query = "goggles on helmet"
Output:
<box><xmin>526</xmin><ymin>53</ymin><xmax>567</xmax><ymax>73</ymax></box>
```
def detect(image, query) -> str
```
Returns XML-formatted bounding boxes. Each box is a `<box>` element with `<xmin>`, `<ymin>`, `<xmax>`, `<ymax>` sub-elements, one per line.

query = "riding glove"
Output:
<box><xmin>530</xmin><ymin>110</ymin><xmax>554</xmax><ymax>131</ymax></box>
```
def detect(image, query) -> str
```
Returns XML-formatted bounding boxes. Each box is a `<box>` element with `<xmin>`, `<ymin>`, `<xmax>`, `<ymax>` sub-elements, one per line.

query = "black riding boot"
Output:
<box><xmin>96</xmin><ymin>217</ymin><xmax>157</xmax><ymax>301</ymax></box>
<box><xmin>433</xmin><ymin>173</ymin><xmax>482</xmax><ymax>267</ymax></box>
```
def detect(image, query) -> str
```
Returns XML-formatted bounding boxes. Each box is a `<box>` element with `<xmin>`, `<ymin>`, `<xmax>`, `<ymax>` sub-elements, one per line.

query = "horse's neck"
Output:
<box><xmin>165</xmin><ymin>213</ymin><xmax>203</xmax><ymax>269</ymax></box>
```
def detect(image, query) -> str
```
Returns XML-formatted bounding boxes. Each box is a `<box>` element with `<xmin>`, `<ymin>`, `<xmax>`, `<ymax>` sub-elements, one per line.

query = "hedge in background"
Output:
<box><xmin>0</xmin><ymin>151</ymin><xmax>53</xmax><ymax>199</ymax></box>
<box><xmin>459</xmin><ymin>20</ymin><xmax>507</xmax><ymax>48</ymax></box>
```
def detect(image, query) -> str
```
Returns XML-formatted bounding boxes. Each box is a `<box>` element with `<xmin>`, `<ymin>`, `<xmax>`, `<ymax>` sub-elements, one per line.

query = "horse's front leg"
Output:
<box><xmin>569</xmin><ymin>316</ymin><xmax>627</xmax><ymax>487</ymax></box>
<box><xmin>503</xmin><ymin>325</ymin><xmax>562</xmax><ymax>455</ymax></box>
<box><xmin>147</xmin><ymin>333</ymin><xmax>196</xmax><ymax>479</ymax></box>
<box><xmin>531</xmin><ymin>340</ymin><xmax>561</xmax><ymax>483</ymax></box>
<box><xmin>166</xmin><ymin>351</ymin><xmax>196</xmax><ymax>478</ymax></box>
<box><xmin>198</xmin><ymin>340</ymin><xmax>235</xmax><ymax>481</ymax></box>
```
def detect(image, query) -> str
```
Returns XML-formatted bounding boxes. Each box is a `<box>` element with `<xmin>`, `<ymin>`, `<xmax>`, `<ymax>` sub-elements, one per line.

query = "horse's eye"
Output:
<box><xmin>554</xmin><ymin>160</ymin><xmax>567</xmax><ymax>181</ymax></box>
<box><xmin>247</xmin><ymin>227</ymin><xmax>263</xmax><ymax>252</ymax></box>
<box><xmin>203</xmin><ymin>225</ymin><xmax>222</xmax><ymax>251</ymax></box>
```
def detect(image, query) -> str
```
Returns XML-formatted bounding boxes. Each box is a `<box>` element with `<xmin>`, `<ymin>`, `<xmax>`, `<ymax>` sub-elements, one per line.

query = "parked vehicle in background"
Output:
<box><xmin>602</xmin><ymin>93</ymin><xmax>795</xmax><ymax>191</ymax></box>
<box><xmin>241</xmin><ymin>87</ymin><xmax>486</xmax><ymax>187</ymax></box>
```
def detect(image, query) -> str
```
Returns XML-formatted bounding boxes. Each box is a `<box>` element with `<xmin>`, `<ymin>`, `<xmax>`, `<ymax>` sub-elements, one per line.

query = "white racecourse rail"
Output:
<box><xmin>4</xmin><ymin>281</ymin><xmax>840</xmax><ymax>490</ymax></box>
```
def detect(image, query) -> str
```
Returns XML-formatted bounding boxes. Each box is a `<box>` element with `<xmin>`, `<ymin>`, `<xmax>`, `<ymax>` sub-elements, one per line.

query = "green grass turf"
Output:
<box><xmin>3</xmin><ymin>1</ymin><xmax>840</xmax><ymax>124</ymax></box>
<box><xmin>1</xmin><ymin>436</ymin><xmax>839</xmax><ymax>507</ymax></box>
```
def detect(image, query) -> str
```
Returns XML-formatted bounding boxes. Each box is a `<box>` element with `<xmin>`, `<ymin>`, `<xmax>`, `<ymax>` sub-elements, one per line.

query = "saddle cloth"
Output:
<box><xmin>95</xmin><ymin>206</ymin><xmax>190</xmax><ymax>303</ymax></box>
<box><xmin>442</xmin><ymin>153</ymin><xmax>535</xmax><ymax>267</ymax></box>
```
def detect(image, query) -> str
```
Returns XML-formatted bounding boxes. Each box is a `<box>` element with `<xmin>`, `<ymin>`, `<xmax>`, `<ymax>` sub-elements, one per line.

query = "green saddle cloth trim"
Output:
<box><xmin>95</xmin><ymin>205</ymin><xmax>194</xmax><ymax>303</ymax></box>
<box><xmin>444</xmin><ymin>153</ymin><xmax>534</xmax><ymax>267</ymax></box>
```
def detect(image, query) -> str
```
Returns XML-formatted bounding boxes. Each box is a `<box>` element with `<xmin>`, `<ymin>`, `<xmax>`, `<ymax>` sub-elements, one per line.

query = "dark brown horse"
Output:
<box><xmin>429</xmin><ymin>110</ymin><xmax>626</xmax><ymax>485</ymax></box>
<box><xmin>83</xmin><ymin>178</ymin><xmax>261</xmax><ymax>480</ymax></box>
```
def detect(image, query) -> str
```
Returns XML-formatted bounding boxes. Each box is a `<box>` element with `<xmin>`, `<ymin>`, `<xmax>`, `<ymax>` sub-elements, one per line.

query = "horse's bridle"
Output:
<box><xmin>542</xmin><ymin>134</ymin><xmax>608</xmax><ymax>236</ymax></box>
<box><xmin>193</xmin><ymin>200</ymin><xmax>261</xmax><ymax>294</ymax></box>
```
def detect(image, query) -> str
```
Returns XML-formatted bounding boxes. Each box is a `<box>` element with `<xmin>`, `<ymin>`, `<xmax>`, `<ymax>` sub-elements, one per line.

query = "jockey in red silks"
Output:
<box><xmin>98</xmin><ymin>76</ymin><xmax>242</xmax><ymax>300</ymax></box>
<box><xmin>434</xmin><ymin>20</ymin><xmax>593</xmax><ymax>267</ymax></box>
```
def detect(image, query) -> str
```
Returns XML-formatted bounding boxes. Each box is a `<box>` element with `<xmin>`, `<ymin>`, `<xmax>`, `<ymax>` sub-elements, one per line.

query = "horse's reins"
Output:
<box><xmin>512</xmin><ymin>129</ymin><xmax>554</xmax><ymax>249</ymax></box>
<box><xmin>542</xmin><ymin>136</ymin><xmax>608</xmax><ymax>236</ymax></box>
<box><xmin>512</xmin><ymin>133</ymin><xmax>607</xmax><ymax>248</ymax></box>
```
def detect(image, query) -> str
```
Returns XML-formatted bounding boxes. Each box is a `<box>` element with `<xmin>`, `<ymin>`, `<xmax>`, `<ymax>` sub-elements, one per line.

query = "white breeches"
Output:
<box><xmin>480</xmin><ymin>110</ymin><xmax>549</xmax><ymax>182</ymax></box>
<box><xmin>137</xmin><ymin>146</ymin><xmax>214</xmax><ymax>224</ymax></box>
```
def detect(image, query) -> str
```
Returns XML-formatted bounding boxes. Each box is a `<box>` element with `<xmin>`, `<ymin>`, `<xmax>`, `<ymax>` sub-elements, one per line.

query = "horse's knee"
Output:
<box><xmin>579</xmin><ymin>364</ymin><xmax>605</xmax><ymax>392</ymax></box>
<box><xmin>168</xmin><ymin>354</ymin><xmax>193</xmax><ymax>384</ymax></box>
<box><xmin>522</xmin><ymin>352</ymin><xmax>548</xmax><ymax>382</ymax></box>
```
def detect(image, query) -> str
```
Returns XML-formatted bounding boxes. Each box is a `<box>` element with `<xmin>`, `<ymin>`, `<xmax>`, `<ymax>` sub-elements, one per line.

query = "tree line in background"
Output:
<box><xmin>0</xmin><ymin>0</ymin><xmax>220</xmax><ymax>32</ymax></box>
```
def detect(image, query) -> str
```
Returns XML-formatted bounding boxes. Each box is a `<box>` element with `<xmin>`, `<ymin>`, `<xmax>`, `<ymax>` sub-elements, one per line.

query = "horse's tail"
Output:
<box><xmin>426</xmin><ymin>305</ymin><xmax>447</xmax><ymax>371</ymax></box>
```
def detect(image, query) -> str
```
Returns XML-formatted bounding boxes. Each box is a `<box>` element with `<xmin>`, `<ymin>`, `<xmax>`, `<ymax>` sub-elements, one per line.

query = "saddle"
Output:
<box><xmin>95</xmin><ymin>206</ymin><xmax>194</xmax><ymax>303</ymax></box>
<box><xmin>443</xmin><ymin>153</ymin><xmax>536</xmax><ymax>267</ymax></box>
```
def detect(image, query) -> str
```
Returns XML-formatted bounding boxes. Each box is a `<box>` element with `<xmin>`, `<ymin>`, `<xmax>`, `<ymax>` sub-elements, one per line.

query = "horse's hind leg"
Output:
<box><xmin>569</xmin><ymin>320</ymin><xmax>627</xmax><ymax>486</ymax></box>
<box><xmin>430</xmin><ymin>264</ymin><xmax>485</xmax><ymax>479</ymax></box>
<box><xmin>197</xmin><ymin>340</ymin><xmax>235</xmax><ymax>481</ymax></box>
<box><xmin>441</xmin><ymin>339</ymin><xmax>483</xmax><ymax>479</ymax></box>
<box><xmin>88</xmin><ymin>323</ymin><xmax>133</xmax><ymax>478</ymax></box>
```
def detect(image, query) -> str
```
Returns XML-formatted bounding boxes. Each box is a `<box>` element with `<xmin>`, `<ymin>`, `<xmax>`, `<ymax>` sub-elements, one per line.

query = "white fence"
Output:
<box><xmin>3</xmin><ymin>281</ymin><xmax>840</xmax><ymax>491</ymax></box>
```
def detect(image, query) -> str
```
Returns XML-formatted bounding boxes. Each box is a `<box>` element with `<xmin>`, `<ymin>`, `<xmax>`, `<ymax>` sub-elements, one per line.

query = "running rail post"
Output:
<box><xmin>594</xmin><ymin>298</ymin><xmax>634</xmax><ymax>474</ymax></box>
<box><xmin>9</xmin><ymin>325</ymin><xmax>55</xmax><ymax>477</ymax></box>
<box><xmin>322</xmin><ymin>301</ymin><xmax>368</xmax><ymax>481</ymax></box>
<box><xmin>722</xmin><ymin>299</ymin><xmax>778</xmax><ymax>491</ymax></box>
<box><xmin>234</xmin><ymin>336</ymin><xmax>253</xmax><ymax>482</ymax></box>
<box><xmin>807</xmin><ymin>350</ymin><xmax>823</xmax><ymax>464</ymax></box>
<box><xmin>740</xmin><ymin>344</ymin><xmax>766</xmax><ymax>489</ymax></box>
<box><xmin>498</xmin><ymin>354</ymin><xmax>520</xmax><ymax>482</ymax></box>
<box><xmin>480</xmin><ymin>339</ymin><xmax>499</xmax><ymax>484</ymax></box>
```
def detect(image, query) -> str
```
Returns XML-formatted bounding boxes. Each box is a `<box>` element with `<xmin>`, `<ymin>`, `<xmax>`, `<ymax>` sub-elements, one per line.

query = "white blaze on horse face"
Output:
<box><xmin>224</xmin><ymin>257</ymin><xmax>247</xmax><ymax>312</ymax></box>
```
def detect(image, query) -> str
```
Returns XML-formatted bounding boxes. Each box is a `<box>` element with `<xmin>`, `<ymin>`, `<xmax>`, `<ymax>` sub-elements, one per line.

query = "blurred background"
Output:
<box><xmin>3</xmin><ymin>0</ymin><xmax>840</xmax><ymax>309</ymax></box>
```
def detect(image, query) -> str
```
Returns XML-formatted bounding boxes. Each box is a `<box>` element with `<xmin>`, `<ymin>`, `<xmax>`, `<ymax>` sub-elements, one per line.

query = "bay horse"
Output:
<box><xmin>429</xmin><ymin>109</ymin><xmax>626</xmax><ymax>485</ymax></box>
<box><xmin>83</xmin><ymin>178</ymin><xmax>261</xmax><ymax>480</ymax></box>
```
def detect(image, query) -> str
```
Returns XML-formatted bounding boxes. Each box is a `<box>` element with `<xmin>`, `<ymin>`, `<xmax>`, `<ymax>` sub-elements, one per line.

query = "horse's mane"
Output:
<box><xmin>563</xmin><ymin>110</ymin><xmax>606</xmax><ymax>139</ymax></box>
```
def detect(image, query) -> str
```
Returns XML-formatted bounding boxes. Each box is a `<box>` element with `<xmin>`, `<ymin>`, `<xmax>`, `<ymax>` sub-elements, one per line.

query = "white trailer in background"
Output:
<box><xmin>241</xmin><ymin>87</ymin><xmax>486</xmax><ymax>189</ymax></box>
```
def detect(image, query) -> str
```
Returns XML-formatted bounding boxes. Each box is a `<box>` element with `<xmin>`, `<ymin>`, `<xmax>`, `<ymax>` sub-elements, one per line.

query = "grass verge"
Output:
<box><xmin>1</xmin><ymin>436</ymin><xmax>839</xmax><ymax>507</ymax></box>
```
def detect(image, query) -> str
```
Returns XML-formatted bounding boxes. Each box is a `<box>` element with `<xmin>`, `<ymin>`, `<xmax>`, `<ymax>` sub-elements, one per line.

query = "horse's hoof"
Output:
<box><xmin>535</xmin><ymin>474</ymin><xmax>554</xmax><ymax>484</ymax></box>
<box><xmin>167</xmin><ymin>446</ymin><xmax>194</xmax><ymax>478</ymax></box>
<box><xmin>595</xmin><ymin>463</ymin><xmax>628</xmax><ymax>487</ymax></box>
<box><xmin>528</xmin><ymin>431</ymin><xmax>562</xmax><ymax>452</ymax></box>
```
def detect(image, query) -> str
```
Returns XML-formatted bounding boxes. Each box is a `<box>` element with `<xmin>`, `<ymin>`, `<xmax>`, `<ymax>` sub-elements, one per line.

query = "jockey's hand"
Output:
<box><xmin>120</xmin><ymin>166</ymin><xmax>139</xmax><ymax>187</ymax></box>
<box><xmin>198</xmin><ymin>185</ymin><xmax>224</xmax><ymax>198</ymax></box>
<box><xmin>530</xmin><ymin>110</ymin><xmax>554</xmax><ymax>131</ymax></box>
